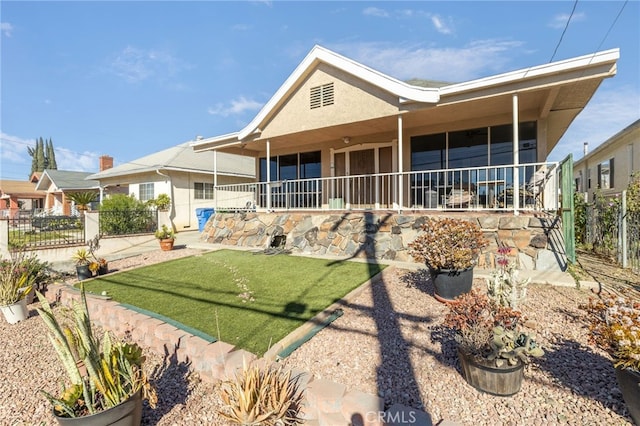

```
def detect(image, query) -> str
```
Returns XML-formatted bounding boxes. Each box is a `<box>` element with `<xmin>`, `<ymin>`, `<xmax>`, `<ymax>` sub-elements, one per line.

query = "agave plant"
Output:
<box><xmin>218</xmin><ymin>360</ymin><xmax>304</xmax><ymax>426</ymax></box>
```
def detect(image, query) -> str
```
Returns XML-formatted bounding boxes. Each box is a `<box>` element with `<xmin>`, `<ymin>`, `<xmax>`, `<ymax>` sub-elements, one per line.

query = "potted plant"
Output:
<box><xmin>580</xmin><ymin>295</ymin><xmax>640</xmax><ymax>424</ymax></box>
<box><xmin>65</xmin><ymin>191</ymin><xmax>98</xmax><ymax>215</ymax></box>
<box><xmin>36</xmin><ymin>286</ymin><xmax>157</xmax><ymax>424</ymax></box>
<box><xmin>486</xmin><ymin>244</ymin><xmax>530</xmax><ymax>310</ymax></box>
<box><xmin>71</xmin><ymin>249</ymin><xmax>93</xmax><ymax>281</ymax></box>
<box><xmin>0</xmin><ymin>252</ymin><xmax>34</xmax><ymax>324</ymax></box>
<box><xmin>87</xmin><ymin>235</ymin><xmax>108</xmax><ymax>276</ymax></box>
<box><xmin>408</xmin><ymin>217</ymin><xmax>488</xmax><ymax>301</ymax></box>
<box><xmin>155</xmin><ymin>224</ymin><xmax>176</xmax><ymax>251</ymax></box>
<box><xmin>444</xmin><ymin>289</ymin><xmax>544</xmax><ymax>396</ymax></box>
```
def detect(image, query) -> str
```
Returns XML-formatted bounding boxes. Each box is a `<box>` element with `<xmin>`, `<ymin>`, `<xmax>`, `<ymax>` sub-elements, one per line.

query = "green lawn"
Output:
<box><xmin>81</xmin><ymin>250</ymin><xmax>385</xmax><ymax>356</ymax></box>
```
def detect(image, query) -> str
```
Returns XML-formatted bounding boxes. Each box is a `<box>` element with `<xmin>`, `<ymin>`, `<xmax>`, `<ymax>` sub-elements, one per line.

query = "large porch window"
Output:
<box><xmin>410</xmin><ymin>121</ymin><xmax>537</xmax><ymax>208</ymax></box>
<box><xmin>259</xmin><ymin>150</ymin><xmax>321</xmax><ymax>208</ymax></box>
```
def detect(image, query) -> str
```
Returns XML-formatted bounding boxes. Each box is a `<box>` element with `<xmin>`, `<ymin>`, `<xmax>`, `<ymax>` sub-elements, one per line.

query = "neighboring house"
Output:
<box><xmin>86</xmin><ymin>142</ymin><xmax>255</xmax><ymax>230</ymax></box>
<box><xmin>35</xmin><ymin>169</ymin><xmax>103</xmax><ymax>215</ymax></box>
<box><xmin>191</xmin><ymin>45</ymin><xmax>619</xmax><ymax>213</ymax></box>
<box><xmin>0</xmin><ymin>179</ymin><xmax>45</xmax><ymax>219</ymax></box>
<box><xmin>574</xmin><ymin>119</ymin><xmax>640</xmax><ymax>201</ymax></box>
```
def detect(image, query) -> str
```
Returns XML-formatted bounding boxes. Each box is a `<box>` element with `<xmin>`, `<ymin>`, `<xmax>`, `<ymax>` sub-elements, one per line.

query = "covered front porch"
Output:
<box><xmin>213</xmin><ymin>161</ymin><xmax>559</xmax><ymax>214</ymax></box>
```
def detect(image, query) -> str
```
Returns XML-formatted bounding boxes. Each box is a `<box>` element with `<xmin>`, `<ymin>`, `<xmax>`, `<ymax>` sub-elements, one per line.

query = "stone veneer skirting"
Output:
<box><xmin>202</xmin><ymin>211</ymin><xmax>567</xmax><ymax>271</ymax></box>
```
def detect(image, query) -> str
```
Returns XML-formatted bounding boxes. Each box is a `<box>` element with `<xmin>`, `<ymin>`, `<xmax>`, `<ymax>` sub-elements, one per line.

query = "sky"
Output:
<box><xmin>1</xmin><ymin>1</ymin><xmax>639</xmax><ymax>181</ymax></box>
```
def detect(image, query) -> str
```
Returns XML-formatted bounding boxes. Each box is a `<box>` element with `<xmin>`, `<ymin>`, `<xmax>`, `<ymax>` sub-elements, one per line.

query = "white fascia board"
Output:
<box><xmin>190</xmin><ymin>132</ymin><xmax>241</xmax><ymax>152</ymax></box>
<box><xmin>440</xmin><ymin>48</ymin><xmax>620</xmax><ymax>96</ymax></box>
<box><xmin>237</xmin><ymin>45</ymin><xmax>440</xmax><ymax>140</ymax></box>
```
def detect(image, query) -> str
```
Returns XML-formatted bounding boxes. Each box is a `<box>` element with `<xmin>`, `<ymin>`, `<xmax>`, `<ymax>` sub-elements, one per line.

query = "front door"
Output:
<box><xmin>333</xmin><ymin>145</ymin><xmax>394</xmax><ymax>209</ymax></box>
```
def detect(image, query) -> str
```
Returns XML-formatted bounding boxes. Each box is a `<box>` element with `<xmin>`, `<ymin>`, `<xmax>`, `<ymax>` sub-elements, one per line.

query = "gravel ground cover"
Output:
<box><xmin>0</xmin><ymin>247</ymin><xmax>635</xmax><ymax>425</ymax></box>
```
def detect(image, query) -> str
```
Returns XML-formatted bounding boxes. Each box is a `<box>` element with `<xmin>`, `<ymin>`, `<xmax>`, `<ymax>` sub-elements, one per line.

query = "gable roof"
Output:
<box><xmin>0</xmin><ymin>179</ymin><xmax>45</xmax><ymax>198</ymax></box>
<box><xmin>35</xmin><ymin>170</ymin><xmax>99</xmax><ymax>191</ymax></box>
<box><xmin>87</xmin><ymin>142</ymin><xmax>255</xmax><ymax>181</ymax></box>
<box><xmin>191</xmin><ymin>44</ymin><xmax>619</xmax><ymax>153</ymax></box>
<box><xmin>574</xmin><ymin>118</ymin><xmax>640</xmax><ymax>167</ymax></box>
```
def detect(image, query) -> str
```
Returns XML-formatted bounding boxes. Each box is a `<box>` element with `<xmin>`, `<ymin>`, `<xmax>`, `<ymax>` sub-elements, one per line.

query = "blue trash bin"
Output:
<box><xmin>196</xmin><ymin>208</ymin><xmax>215</xmax><ymax>232</ymax></box>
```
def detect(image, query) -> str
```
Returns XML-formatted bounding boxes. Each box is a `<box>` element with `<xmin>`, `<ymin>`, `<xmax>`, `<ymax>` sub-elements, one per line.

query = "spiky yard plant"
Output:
<box><xmin>36</xmin><ymin>286</ymin><xmax>156</xmax><ymax>418</ymax></box>
<box><xmin>218</xmin><ymin>361</ymin><xmax>305</xmax><ymax>426</ymax></box>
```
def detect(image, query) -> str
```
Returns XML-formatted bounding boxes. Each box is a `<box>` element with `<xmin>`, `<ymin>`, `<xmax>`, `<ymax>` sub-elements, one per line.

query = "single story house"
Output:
<box><xmin>87</xmin><ymin>142</ymin><xmax>255</xmax><ymax>230</ymax></box>
<box><xmin>0</xmin><ymin>179</ymin><xmax>45</xmax><ymax>219</ymax></box>
<box><xmin>190</xmin><ymin>45</ymin><xmax>619</xmax><ymax>214</ymax></box>
<box><xmin>35</xmin><ymin>169</ymin><xmax>103</xmax><ymax>216</ymax></box>
<box><xmin>574</xmin><ymin>118</ymin><xmax>640</xmax><ymax>201</ymax></box>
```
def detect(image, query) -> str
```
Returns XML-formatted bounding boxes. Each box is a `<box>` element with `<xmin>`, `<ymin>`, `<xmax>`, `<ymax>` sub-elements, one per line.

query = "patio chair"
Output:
<box><xmin>445</xmin><ymin>184</ymin><xmax>476</xmax><ymax>209</ymax></box>
<box><xmin>526</xmin><ymin>165</ymin><xmax>548</xmax><ymax>208</ymax></box>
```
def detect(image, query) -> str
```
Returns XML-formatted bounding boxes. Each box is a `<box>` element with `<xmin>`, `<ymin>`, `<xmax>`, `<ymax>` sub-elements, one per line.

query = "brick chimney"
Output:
<box><xmin>99</xmin><ymin>155</ymin><xmax>114</xmax><ymax>171</ymax></box>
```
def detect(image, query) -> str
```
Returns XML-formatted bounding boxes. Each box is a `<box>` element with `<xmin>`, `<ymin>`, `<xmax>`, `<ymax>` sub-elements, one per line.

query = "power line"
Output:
<box><xmin>593</xmin><ymin>0</ymin><xmax>628</xmax><ymax>53</ymax></box>
<box><xmin>550</xmin><ymin>0</ymin><xmax>579</xmax><ymax>62</ymax></box>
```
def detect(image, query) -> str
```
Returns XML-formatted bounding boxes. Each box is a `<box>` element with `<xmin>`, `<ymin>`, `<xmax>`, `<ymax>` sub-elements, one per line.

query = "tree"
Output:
<box><xmin>36</xmin><ymin>138</ymin><xmax>46</xmax><ymax>171</ymax></box>
<box><xmin>46</xmin><ymin>139</ymin><xmax>58</xmax><ymax>169</ymax></box>
<box><xmin>28</xmin><ymin>137</ymin><xmax>59</xmax><ymax>175</ymax></box>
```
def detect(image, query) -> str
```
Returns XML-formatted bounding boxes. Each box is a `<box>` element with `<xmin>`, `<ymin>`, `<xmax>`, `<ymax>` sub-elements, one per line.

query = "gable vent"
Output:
<box><xmin>310</xmin><ymin>82</ymin><xmax>334</xmax><ymax>109</ymax></box>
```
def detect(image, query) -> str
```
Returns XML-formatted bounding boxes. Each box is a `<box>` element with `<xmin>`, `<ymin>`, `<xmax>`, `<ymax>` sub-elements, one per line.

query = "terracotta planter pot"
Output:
<box><xmin>457</xmin><ymin>348</ymin><xmax>524</xmax><ymax>396</ymax></box>
<box><xmin>53</xmin><ymin>390</ymin><xmax>142</xmax><ymax>425</ymax></box>
<box><xmin>615</xmin><ymin>366</ymin><xmax>640</xmax><ymax>424</ymax></box>
<box><xmin>159</xmin><ymin>238</ymin><xmax>174</xmax><ymax>251</ymax></box>
<box><xmin>432</xmin><ymin>267</ymin><xmax>474</xmax><ymax>302</ymax></box>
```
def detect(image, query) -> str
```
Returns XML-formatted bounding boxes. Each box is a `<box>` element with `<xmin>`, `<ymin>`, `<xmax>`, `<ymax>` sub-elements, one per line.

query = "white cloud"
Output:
<box><xmin>54</xmin><ymin>147</ymin><xmax>99</xmax><ymax>172</ymax></box>
<box><xmin>208</xmin><ymin>96</ymin><xmax>263</xmax><ymax>117</ymax></box>
<box><xmin>1</xmin><ymin>22</ymin><xmax>13</xmax><ymax>37</ymax></box>
<box><xmin>108</xmin><ymin>46</ymin><xmax>189</xmax><ymax>84</ymax></box>
<box><xmin>430</xmin><ymin>14</ymin><xmax>453</xmax><ymax>35</ymax></box>
<box><xmin>549</xmin><ymin>84</ymin><xmax>640</xmax><ymax>162</ymax></box>
<box><xmin>363</xmin><ymin>7</ymin><xmax>389</xmax><ymax>18</ymax></box>
<box><xmin>333</xmin><ymin>40</ymin><xmax>524</xmax><ymax>82</ymax></box>
<box><xmin>0</xmin><ymin>133</ymin><xmax>99</xmax><ymax>179</ymax></box>
<box><xmin>549</xmin><ymin>11</ymin><xmax>586</xmax><ymax>29</ymax></box>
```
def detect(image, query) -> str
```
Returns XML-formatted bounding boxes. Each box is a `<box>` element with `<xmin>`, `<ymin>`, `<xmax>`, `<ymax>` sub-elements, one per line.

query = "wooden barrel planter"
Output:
<box><xmin>615</xmin><ymin>366</ymin><xmax>640</xmax><ymax>424</ymax></box>
<box><xmin>457</xmin><ymin>349</ymin><xmax>524</xmax><ymax>396</ymax></box>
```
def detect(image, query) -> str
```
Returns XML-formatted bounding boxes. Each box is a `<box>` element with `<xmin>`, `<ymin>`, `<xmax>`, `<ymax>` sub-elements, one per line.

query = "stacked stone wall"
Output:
<box><xmin>203</xmin><ymin>211</ymin><xmax>566</xmax><ymax>271</ymax></box>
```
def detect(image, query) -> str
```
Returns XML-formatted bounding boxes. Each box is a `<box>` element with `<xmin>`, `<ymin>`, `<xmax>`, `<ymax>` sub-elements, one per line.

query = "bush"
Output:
<box><xmin>99</xmin><ymin>194</ymin><xmax>156</xmax><ymax>235</ymax></box>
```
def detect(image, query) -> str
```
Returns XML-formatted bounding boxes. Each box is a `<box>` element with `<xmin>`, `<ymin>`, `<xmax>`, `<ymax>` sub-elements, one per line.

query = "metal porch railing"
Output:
<box><xmin>213</xmin><ymin>162</ymin><xmax>559</xmax><ymax>213</ymax></box>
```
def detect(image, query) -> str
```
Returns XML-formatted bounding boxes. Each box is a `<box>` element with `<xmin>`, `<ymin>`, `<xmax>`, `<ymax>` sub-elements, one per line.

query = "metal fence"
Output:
<box><xmin>585</xmin><ymin>190</ymin><xmax>640</xmax><ymax>273</ymax></box>
<box><xmin>99</xmin><ymin>209</ymin><xmax>157</xmax><ymax>236</ymax></box>
<box><xmin>7</xmin><ymin>215</ymin><xmax>85</xmax><ymax>249</ymax></box>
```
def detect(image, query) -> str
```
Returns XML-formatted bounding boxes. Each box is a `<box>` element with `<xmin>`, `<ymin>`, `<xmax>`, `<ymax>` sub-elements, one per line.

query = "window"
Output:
<box><xmin>597</xmin><ymin>158</ymin><xmax>614</xmax><ymax>189</ymax></box>
<box><xmin>138</xmin><ymin>183</ymin><xmax>154</xmax><ymax>202</ymax></box>
<box><xmin>194</xmin><ymin>182</ymin><xmax>214</xmax><ymax>199</ymax></box>
<box><xmin>259</xmin><ymin>151</ymin><xmax>321</xmax><ymax>181</ymax></box>
<box><xmin>310</xmin><ymin>83</ymin><xmax>334</xmax><ymax>109</ymax></box>
<box><xmin>411</xmin><ymin>133</ymin><xmax>446</xmax><ymax>171</ymax></box>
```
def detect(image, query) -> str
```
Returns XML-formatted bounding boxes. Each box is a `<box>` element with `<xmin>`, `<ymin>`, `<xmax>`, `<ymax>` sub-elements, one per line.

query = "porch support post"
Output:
<box><xmin>213</xmin><ymin>150</ymin><xmax>218</xmax><ymax>211</ymax></box>
<box><xmin>512</xmin><ymin>94</ymin><xmax>520</xmax><ymax>215</ymax></box>
<box><xmin>99</xmin><ymin>186</ymin><xmax>104</xmax><ymax>204</ymax></box>
<box><xmin>266</xmin><ymin>139</ymin><xmax>271</xmax><ymax>211</ymax></box>
<box><xmin>397</xmin><ymin>114</ymin><xmax>404</xmax><ymax>212</ymax></box>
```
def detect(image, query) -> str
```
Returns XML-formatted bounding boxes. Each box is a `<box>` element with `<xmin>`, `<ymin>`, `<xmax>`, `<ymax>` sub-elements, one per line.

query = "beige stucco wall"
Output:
<box><xmin>261</xmin><ymin>63</ymin><xmax>400</xmax><ymax>139</ymax></box>
<box><xmin>98</xmin><ymin>171</ymin><xmax>253</xmax><ymax>231</ymax></box>
<box><xmin>574</xmin><ymin>123</ymin><xmax>640</xmax><ymax>200</ymax></box>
